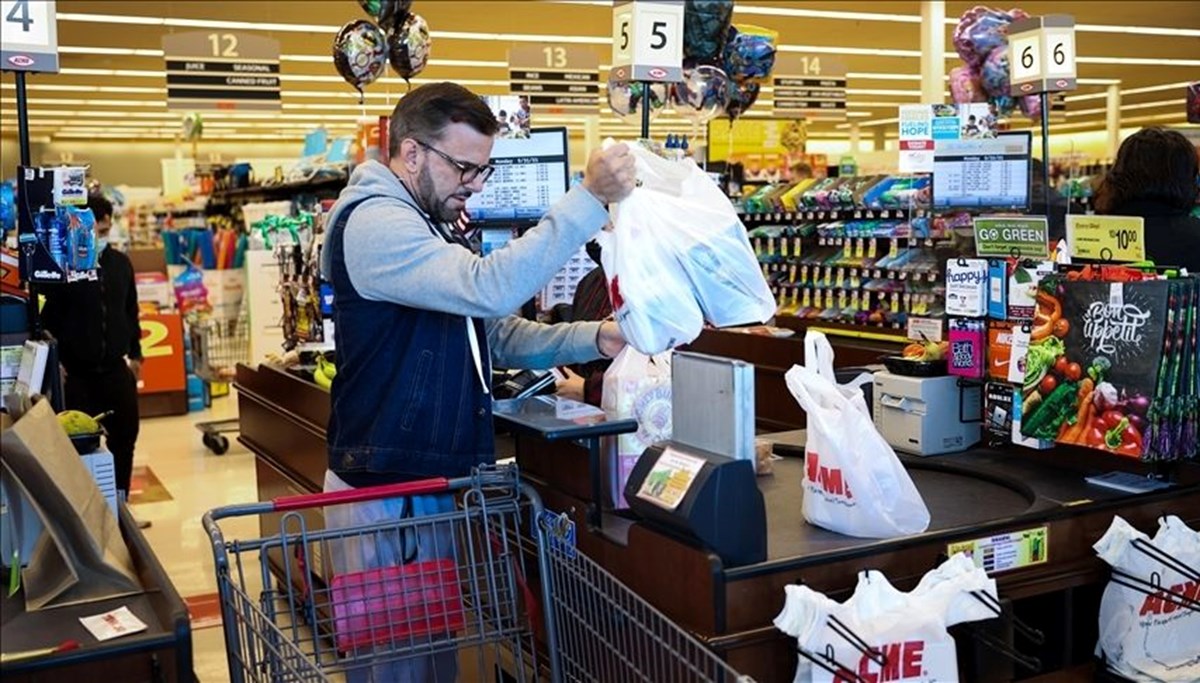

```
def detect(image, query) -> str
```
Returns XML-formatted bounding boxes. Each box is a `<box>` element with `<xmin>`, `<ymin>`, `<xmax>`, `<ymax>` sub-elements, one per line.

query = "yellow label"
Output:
<box><xmin>1067</xmin><ymin>215</ymin><xmax>1146</xmax><ymax>262</ymax></box>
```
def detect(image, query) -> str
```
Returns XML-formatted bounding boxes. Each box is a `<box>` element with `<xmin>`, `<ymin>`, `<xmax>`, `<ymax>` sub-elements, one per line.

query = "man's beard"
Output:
<box><xmin>417</xmin><ymin>167</ymin><xmax>467</xmax><ymax>223</ymax></box>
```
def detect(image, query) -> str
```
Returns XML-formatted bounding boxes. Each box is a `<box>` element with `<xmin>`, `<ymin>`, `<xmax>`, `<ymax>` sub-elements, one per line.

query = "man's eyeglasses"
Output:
<box><xmin>416</xmin><ymin>140</ymin><xmax>495</xmax><ymax>185</ymax></box>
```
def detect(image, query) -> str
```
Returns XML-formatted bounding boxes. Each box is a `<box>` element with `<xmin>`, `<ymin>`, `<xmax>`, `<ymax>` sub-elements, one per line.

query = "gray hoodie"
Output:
<box><xmin>322</xmin><ymin>159</ymin><xmax>610</xmax><ymax>369</ymax></box>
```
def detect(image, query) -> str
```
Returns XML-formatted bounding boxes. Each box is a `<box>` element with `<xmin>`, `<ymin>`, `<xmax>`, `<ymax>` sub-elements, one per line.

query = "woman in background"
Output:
<box><xmin>1094</xmin><ymin>127</ymin><xmax>1200</xmax><ymax>271</ymax></box>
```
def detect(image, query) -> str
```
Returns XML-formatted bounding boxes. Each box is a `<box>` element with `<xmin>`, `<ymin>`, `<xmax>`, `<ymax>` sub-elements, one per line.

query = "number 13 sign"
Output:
<box><xmin>611</xmin><ymin>0</ymin><xmax>683</xmax><ymax>83</ymax></box>
<box><xmin>1007</xmin><ymin>14</ymin><xmax>1076</xmax><ymax>96</ymax></box>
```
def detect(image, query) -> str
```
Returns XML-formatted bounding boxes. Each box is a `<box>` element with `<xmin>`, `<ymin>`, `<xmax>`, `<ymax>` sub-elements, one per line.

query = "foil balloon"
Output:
<box><xmin>356</xmin><ymin>0</ymin><xmax>413</xmax><ymax>31</ymax></box>
<box><xmin>722</xmin><ymin>24</ymin><xmax>778</xmax><ymax>85</ymax></box>
<box><xmin>387</xmin><ymin>13</ymin><xmax>431</xmax><ymax>83</ymax></box>
<box><xmin>1017</xmin><ymin>94</ymin><xmax>1041</xmax><ymax>120</ymax></box>
<box><xmin>333</xmin><ymin>20</ymin><xmax>388</xmax><ymax>97</ymax></box>
<box><xmin>607</xmin><ymin>78</ymin><xmax>668</xmax><ymax>123</ymax></box>
<box><xmin>949</xmin><ymin>65</ymin><xmax>987</xmax><ymax>103</ymax></box>
<box><xmin>953</xmin><ymin>6</ymin><xmax>1029</xmax><ymax>69</ymax></box>
<box><xmin>978</xmin><ymin>45</ymin><xmax>1011</xmax><ymax>99</ymax></box>
<box><xmin>724</xmin><ymin>80</ymin><xmax>760</xmax><ymax>120</ymax></box>
<box><xmin>990</xmin><ymin>94</ymin><xmax>1016</xmax><ymax>117</ymax></box>
<box><xmin>683</xmin><ymin>0</ymin><xmax>734</xmax><ymax>63</ymax></box>
<box><xmin>669</xmin><ymin>65</ymin><xmax>730</xmax><ymax>124</ymax></box>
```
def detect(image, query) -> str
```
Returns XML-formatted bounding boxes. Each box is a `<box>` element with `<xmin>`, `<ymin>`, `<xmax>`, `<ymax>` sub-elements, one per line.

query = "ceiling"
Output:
<box><xmin>1</xmin><ymin>0</ymin><xmax>1197</xmax><ymax>146</ymax></box>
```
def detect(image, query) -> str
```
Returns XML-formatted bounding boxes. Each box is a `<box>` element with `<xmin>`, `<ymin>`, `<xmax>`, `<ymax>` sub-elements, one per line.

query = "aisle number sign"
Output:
<box><xmin>772</xmin><ymin>54</ymin><xmax>847</xmax><ymax>119</ymax></box>
<box><xmin>1007</xmin><ymin>14</ymin><xmax>1076</xmax><ymax>96</ymax></box>
<box><xmin>1</xmin><ymin>0</ymin><xmax>58</xmax><ymax>73</ymax></box>
<box><xmin>138</xmin><ymin>313</ymin><xmax>186</xmax><ymax>395</ymax></box>
<box><xmin>1067</xmin><ymin>215</ymin><xmax>1146</xmax><ymax>263</ymax></box>
<box><xmin>610</xmin><ymin>0</ymin><xmax>683</xmax><ymax>83</ymax></box>
<box><xmin>163</xmin><ymin>31</ymin><xmax>281</xmax><ymax>111</ymax></box>
<box><xmin>509</xmin><ymin>45</ymin><xmax>600</xmax><ymax>113</ymax></box>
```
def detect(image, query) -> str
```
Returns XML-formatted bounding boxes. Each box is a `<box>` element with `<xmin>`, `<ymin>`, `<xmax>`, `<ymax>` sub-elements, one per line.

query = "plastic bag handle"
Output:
<box><xmin>272</xmin><ymin>478</ymin><xmax>452</xmax><ymax>512</ymax></box>
<box><xmin>804</xmin><ymin>330</ymin><xmax>837</xmax><ymax>383</ymax></box>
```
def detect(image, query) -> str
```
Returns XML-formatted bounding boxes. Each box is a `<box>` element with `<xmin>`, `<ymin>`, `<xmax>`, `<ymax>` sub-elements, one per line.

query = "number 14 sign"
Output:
<box><xmin>1007</xmin><ymin>14</ymin><xmax>1076</xmax><ymax>96</ymax></box>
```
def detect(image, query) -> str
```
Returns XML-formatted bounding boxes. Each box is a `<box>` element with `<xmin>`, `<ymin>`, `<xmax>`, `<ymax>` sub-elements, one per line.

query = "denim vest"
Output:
<box><xmin>326</xmin><ymin>199</ymin><xmax>494</xmax><ymax>484</ymax></box>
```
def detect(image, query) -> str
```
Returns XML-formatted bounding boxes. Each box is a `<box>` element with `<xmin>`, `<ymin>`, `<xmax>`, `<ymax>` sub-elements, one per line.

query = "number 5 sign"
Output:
<box><xmin>1007</xmin><ymin>14</ymin><xmax>1076</xmax><ymax>96</ymax></box>
<box><xmin>1</xmin><ymin>0</ymin><xmax>58</xmax><ymax>73</ymax></box>
<box><xmin>611</xmin><ymin>0</ymin><xmax>683</xmax><ymax>83</ymax></box>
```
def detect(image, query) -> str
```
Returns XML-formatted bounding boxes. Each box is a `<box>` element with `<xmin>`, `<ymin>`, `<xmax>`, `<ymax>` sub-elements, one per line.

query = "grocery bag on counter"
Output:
<box><xmin>601</xmin><ymin>347</ymin><xmax>672</xmax><ymax>508</ymax></box>
<box><xmin>774</xmin><ymin>553</ymin><xmax>998</xmax><ymax>683</ymax></box>
<box><xmin>1093</xmin><ymin>515</ymin><xmax>1200</xmax><ymax>681</ymax></box>
<box><xmin>784</xmin><ymin>331</ymin><xmax>929</xmax><ymax>538</ymax></box>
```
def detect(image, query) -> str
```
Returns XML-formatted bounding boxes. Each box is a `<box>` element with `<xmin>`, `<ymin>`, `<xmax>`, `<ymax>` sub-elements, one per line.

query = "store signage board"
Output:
<box><xmin>771</xmin><ymin>54</ymin><xmax>846</xmax><ymax>119</ymax></box>
<box><xmin>973</xmin><ymin>217</ymin><xmax>1050</xmax><ymax>259</ymax></box>
<box><xmin>948</xmin><ymin>526</ymin><xmax>1049</xmax><ymax>574</ymax></box>
<box><xmin>610</xmin><ymin>0</ymin><xmax>683</xmax><ymax>83</ymax></box>
<box><xmin>1</xmin><ymin>0</ymin><xmax>58</xmax><ymax>73</ymax></box>
<box><xmin>163</xmin><ymin>31</ymin><xmax>281</xmax><ymax>111</ymax></box>
<box><xmin>1066</xmin><ymin>215</ymin><xmax>1146</xmax><ymax>263</ymax></box>
<box><xmin>898</xmin><ymin>104</ymin><xmax>934</xmax><ymax>173</ymax></box>
<box><xmin>137</xmin><ymin>313</ymin><xmax>186</xmax><ymax>394</ymax></box>
<box><xmin>508</xmin><ymin>45</ymin><xmax>599</xmax><ymax>114</ymax></box>
<box><xmin>1007</xmin><ymin>15</ymin><xmax>1076</xmax><ymax>96</ymax></box>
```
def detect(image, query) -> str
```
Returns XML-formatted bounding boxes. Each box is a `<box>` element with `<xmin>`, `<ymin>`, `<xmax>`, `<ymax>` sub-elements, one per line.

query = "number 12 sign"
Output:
<box><xmin>611</xmin><ymin>0</ymin><xmax>683</xmax><ymax>83</ymax></box>
<box><xmin>1007</xmin><ymin>14</ymin><xmax>1076</xmax><ymax>96</ymax></box>
<box><xmin>1</xmin><ymin>0</ymin><xmax>58</xmax><ymax>73</ymax></box>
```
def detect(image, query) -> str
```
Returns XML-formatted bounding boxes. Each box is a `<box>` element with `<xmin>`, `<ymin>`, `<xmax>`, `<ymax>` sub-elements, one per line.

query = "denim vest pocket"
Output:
<box><xmin>400</xmin><ymin>349</ymin><xmax>435</xmax><ymax>432</ymax></box>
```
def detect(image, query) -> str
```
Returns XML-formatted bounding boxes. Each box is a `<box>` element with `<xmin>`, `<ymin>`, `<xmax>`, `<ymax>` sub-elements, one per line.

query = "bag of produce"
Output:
<box><xmin>601</xmin><ymin>347</ymin><xmax>673</xmax><ymax>508</ymax></box>
<box><xmin>1093</xmin><ymin>515</ymin><xmax>1200</xmax><ymax>681</ymax></box>
<box><xmin>785</xmin><ymin>331</ymin><xmax>929</xmax><ymax>538</ymax></box>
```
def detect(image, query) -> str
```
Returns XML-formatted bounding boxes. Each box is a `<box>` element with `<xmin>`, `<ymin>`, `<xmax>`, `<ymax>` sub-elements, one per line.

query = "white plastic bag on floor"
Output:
<box><xmin>601</xmin><ymin>348</ymin><xmax>673</xmax><ymax>508</ymax></box>
<box><xmin>785</xmin><ymin>331</ymin><xmax>929</xmax><ymax>538</ymax></box>
<box><xmin>601</xmin><ymin>140</ymin><xmax>774</xmax><ymax>354</ymax></box>
<box><xmin>1093</xmin><ymin>515</ymin><xmax>1200</xmax><ymax>681</ymax></box>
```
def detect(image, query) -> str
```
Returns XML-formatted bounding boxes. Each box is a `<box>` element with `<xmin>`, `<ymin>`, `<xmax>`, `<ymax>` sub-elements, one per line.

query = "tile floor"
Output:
<box><xmin>131</xmin><ymin>391</ymin><xmax>260</xmax><ymax>682</ymax></box>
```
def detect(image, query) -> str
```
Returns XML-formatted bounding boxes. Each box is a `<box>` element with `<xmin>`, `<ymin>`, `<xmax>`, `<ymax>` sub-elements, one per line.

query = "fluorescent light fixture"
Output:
<box><xmin>1074</xmin><ymin>23</ymin><xmax>1200</xmax><ymax>38</ymax></box>
<box><xmin>849</xmin><ymin>72</ymin><xmax>921</xmax><ymax>81</ymax></box>
<box><xmin>1078</xmin><ymin>56</ymin><xmax>1200</xmax><ymax>67</ymax></box>
<box><xmin>779</xmin><ymin>44</ymin><xmax>920</xmax><ymax>58</ymax></box>
<box><xmin>734</xmin><ymin>5</ymin><xmax>920</xmax><ymax>22</ymax></box>
<box><xmin>59</xmin><ymin>46</ymin><xmax>163</xmax><ymax>56</ymax></box>
<box><xmin>1066</xmin><ymin>80</ymin><xmax>1191</xmax><ymax>103</ymax></box>
<box><xmin>1065</xmin><ymin>99</ymin><xmax>1184</xmax><ymax>118</ymax></box>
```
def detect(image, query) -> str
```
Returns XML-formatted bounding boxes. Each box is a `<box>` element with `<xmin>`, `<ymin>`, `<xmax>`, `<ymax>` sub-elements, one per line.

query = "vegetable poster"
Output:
<box><xmin>1019</xmin><ymin>276</ymin><xmax>1169</xmax><ymax>458</ymax></box>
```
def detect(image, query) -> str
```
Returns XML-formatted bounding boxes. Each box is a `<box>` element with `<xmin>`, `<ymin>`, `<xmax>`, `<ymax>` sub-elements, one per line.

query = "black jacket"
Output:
<box><xmin>42</xmin><ymin>246</ymin><xmax>142</xmax><ymax>375</ymax></box>
<box><xmin>1107</xmin><ymin>200</ymin><xmax>1200</xmax><ymax>273</ymax></box>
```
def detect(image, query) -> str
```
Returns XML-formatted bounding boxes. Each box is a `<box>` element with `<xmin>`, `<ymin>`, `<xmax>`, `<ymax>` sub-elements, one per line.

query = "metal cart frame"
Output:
<box><xmin>189</xmin><ymin>314</ymin><xmax>248</xmax><ymax>455</ymax></box>
<box><xmin>203</xmin><ymin>464</ymin><xmax>755</xmax><ymax>683</ymax></box>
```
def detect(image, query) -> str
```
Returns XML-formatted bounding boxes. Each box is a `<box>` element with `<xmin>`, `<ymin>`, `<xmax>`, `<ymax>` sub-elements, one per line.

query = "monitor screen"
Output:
<box><xmin>932</xmin><ymin>131</ymin><xmax>1031</xmax><ymax>212</ymax></box>
<box><xmin>466</xmin><ymin>127</ymin><xmax>569</xmax><ymax>226</ymax></box>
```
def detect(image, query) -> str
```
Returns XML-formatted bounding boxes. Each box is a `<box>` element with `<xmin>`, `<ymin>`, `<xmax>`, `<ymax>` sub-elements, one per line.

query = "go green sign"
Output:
<box><xmin>973</xmin><ymin>217</ymin><xmax>1050</xmax><ymax>259</ymax></box>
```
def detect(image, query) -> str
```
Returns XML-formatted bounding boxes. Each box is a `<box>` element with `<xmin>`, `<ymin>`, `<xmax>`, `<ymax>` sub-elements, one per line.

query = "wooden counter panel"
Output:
<box><xmin>514</xmin><ymin>434</ymin><xmax>596</xmax><ymax>504</ymax></box>
<box><xmin>236</xmin><ymin>363</ymin><xmax>330</xmax><ymax>432</ymax></box>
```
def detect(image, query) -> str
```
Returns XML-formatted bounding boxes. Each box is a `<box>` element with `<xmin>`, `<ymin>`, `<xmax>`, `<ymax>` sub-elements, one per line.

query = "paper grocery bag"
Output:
<box><xmin>0</xmin><ymin>401</ymin><xmax>140</xmax><ymax>610</ymax></box>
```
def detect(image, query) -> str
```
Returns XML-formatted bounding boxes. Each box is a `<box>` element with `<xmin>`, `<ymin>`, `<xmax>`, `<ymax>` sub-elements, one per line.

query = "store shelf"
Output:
<box><xmin>206</xmin><ymin>176</ymin><xmax>347</xmax><ymax>207</ymax></box>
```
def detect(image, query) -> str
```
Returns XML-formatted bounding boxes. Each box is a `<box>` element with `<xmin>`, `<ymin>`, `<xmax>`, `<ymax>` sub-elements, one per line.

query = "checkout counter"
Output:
<box><xmin>232</xmin><ymin>331</ymin><xmax>1200</xmax><ymax>682</ymax></box>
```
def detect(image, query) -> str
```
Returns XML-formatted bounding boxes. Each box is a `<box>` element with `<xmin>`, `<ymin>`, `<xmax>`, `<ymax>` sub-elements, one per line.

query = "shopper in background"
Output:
<box><xmin>41</xmin><ymin>193</ymin><xmax>146</xmax><ymax>527</ymax></box>
<box><xmin>1030</xmin><ymin>158</ymin><xmax>1068</xmax><ymax>243</ymax></box>
<box><xmin>320</xmin><ymin>82</ymin><xmax>634</xmax><ymax>683</ymax></box>
<box><xmin>1094</xmin><ymin>127</ymin><xmax>1200</xmax><ymax>271</ymax></box>
<box><xmin>790</xmin><ymin>161</ymin><xmax>813</xmax><ymax>181</ymax></box>
<box><xmin>557</xmin><ymin>238</ymin><xmax>613</xmax><ymax>406</ymax></box>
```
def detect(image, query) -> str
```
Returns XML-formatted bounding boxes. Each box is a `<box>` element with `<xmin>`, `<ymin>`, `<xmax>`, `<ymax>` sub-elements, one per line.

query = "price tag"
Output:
<box><xmin>1066</xmin><ymin>215</ymin><xmax>1146</xmax><ymax>262</ymax></box>
<box><xmin>1</xmin><ymin>0</ymin><xmax>58</xmax><ymax>73</ymax></box>
<box><xmin>610</xmin><ymin>0</ymin><xmax>683</xmax><ymax>82</ymax></box>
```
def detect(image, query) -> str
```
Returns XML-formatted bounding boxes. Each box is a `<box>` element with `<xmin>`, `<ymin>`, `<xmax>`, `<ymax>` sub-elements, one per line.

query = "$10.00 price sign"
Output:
<box><xmin>1067</xmin><ymin>215</ymin><xmax>1146</xmax><ymax>263</ymax></box>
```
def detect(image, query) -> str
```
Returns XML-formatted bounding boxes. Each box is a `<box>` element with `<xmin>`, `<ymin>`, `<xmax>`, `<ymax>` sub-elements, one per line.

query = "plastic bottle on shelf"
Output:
<box><xmin>681</xmin><ymin>135</ymin><xmax>690</xmax><ymax>161</ymax></box>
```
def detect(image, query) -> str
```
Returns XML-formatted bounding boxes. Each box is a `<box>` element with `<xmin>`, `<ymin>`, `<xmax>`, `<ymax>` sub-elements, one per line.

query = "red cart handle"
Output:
<box><xmin>272</xmin><ymin>477</ymin><xmax>452</xmax><ymax>512</ymax></box>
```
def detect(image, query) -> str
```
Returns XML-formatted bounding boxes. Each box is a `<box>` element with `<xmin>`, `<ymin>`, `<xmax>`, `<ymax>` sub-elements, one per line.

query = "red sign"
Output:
<box><xmin>138</xmin><ymin>312</ymin><xmax>186</xmax><ymax>394</ymax></box>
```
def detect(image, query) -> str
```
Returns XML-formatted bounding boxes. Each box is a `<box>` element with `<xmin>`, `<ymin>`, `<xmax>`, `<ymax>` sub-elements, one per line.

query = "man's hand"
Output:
<box><xmin>597</xmin><ymin>321</ymin><xmax>626</xmax><ymax>359</ymax></box>
<box><xmin>582</xmin><ymin>143</ymin><xmax>637</xmax><ymax>205</ymax></box>
<box><xmin>128</xmin><ymin>358</ymin><xmax>142</xmax><ymax>381</ymax></box>
<box><xmin>555</xmin><ymin>367</ymin><xmax>586</xmax><ymax>402</ymax></box>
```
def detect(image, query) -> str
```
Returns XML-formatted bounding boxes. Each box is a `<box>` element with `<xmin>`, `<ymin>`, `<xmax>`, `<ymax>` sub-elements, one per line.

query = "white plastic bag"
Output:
<box><xmin>601</xmin><ymin>348</ymin><xmax>673</xmax><ymax>508</ymax></box>
<box><xmin>785</xmin><ymin>331</ymin><xmax>930</xmax><ymax>538</ymax></box>
<box><xmin>1093</xmin><ymin>515</ymin><xmax>1200</xmax><ymax>681</ymax></box>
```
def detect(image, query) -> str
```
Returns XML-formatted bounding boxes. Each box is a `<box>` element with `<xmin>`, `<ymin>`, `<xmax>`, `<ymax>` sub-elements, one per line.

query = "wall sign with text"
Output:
<box><xmin>163</xmin><ymin>31</ymin><xmax>281</xmax><ymax>111</ymax></box>
<box><xmin>508</xmin><ymin>44</ymin><xmax>599</xmax><ymax>113</ymax></box>
<box><xmin>772</xmin><ymin>54</ymin><xmax>846</xmax><ymax>119</ymax></box>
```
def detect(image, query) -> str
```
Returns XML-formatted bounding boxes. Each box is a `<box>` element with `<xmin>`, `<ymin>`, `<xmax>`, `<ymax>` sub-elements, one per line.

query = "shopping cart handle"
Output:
<box><xmin>272</xmin><ymin>477</ymin><xmax>452</xmax><ymax>511</ymax></box>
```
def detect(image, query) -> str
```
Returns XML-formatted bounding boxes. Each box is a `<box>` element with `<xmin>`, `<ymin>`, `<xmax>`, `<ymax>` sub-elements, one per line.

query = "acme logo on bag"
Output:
<box><xmin>1139</xmin><ymin>579</ymin><xmax>1200</xmax><ymax>616</ymax></box>
<box><xmin>839</xmin><ymin>640</ymin><xmax>926</xmax><ymax>682</ymax></box>
<box><xmin>805</xmin><ymin>452</ymin><xmax>852</xmax><ymax>499</ymax></box>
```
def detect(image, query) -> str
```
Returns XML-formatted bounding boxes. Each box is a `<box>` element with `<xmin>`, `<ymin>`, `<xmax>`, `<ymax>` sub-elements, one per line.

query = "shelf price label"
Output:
<box><xmin>1007</xmin><ymin>14</ymin><xmax>1076</xmax><ymax>96</ymax></box>
<box><xmin>1</xmin><ymin>0</ymin><xmax>58</xmax><ymax>73</ymax></box>
<box><xmin>1066</xmin><ymin>215</ymin><xmax>1146</xmax><ymax>263</ymax></box>
<box><xmin>610</xmin><ymin>0</ymin><xmax>683</xmax><ymax>83</ymax></box>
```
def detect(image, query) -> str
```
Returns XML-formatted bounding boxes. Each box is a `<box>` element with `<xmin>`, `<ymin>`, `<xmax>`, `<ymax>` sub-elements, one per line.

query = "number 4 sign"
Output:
<box><xmin>611</xmin><ymin>0</ymin><xmax>683</xmax><ymax>83</ymax></box>
<box><xmin>1007</xmin><ymin>14</ymin><xmax>1076</xmax><ymax>96</ymax></box>
<box><xmin>1</xmin><ymin>0</ymin><xmax>58</xmax><ymax>73</ymax></box>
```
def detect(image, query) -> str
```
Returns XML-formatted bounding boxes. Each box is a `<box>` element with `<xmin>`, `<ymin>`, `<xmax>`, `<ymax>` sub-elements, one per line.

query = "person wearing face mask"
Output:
<box><xmin>41</xmin><ymin>192</ymin><xmax>146</xmax><ymax>526</ymax></box>
<box><xmin>320</xmin><ymin>81</ymin><xmax>635</xmax><ymax>682</ymax></box>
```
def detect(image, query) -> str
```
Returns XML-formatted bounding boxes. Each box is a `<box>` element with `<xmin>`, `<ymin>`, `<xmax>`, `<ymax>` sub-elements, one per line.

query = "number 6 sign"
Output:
<box><xmin>610</xmin><ymin>0</ymin><xmax>683</xmax><ymax>82</ymax></box>
<box><xmin>1007</xmin><ymin>14</ymin><xmax>1076</xmax><ymax>96</ymax></box>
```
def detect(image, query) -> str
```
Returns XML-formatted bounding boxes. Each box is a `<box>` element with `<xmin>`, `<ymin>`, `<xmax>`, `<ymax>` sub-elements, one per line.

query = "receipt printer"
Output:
<box><xmin>873</xmin><ymin>372</ymin><xmax>981</xmax><ymax>456</ymax></box>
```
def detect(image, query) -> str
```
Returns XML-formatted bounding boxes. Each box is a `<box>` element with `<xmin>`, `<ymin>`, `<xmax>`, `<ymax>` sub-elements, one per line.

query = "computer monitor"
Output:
<box><xmin>932</xmin><ymin>131</ymin><xmax>1032</xmax><ymax>212</ymax></box>
<box><xmin>466</xmin><ymin>127</ymin><xmax>569</xmax><ymax>227</ymax></box>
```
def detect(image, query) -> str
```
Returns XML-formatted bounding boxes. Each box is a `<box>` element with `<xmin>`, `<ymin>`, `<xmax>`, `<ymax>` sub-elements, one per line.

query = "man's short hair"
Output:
<box><xmin>87</xmin><ymin>193</ymin><xmax>113</xmax><ymax>222</ymax></box>
<box><xmin>388</xmin><ymin>82</ymin><xmax>499</xmax><ymax>157</ymax></box>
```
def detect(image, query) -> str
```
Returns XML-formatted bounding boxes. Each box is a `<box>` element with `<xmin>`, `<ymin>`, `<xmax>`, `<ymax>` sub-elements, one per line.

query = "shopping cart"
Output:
<box><xmin>189</xmin><ymin>314</ymin><xmax>249</xmax><ymax>455</ymax></box>
<box><xmin>202</xmin><ymin>464</ymin><xmax>755</xmax><ymax>683</ymax></box>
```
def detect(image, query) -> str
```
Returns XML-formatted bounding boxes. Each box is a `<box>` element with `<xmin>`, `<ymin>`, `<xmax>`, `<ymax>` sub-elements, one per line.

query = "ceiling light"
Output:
<box><xmin>780</xmin><ymin>45</ymin><xmax>920</xmax><ymax>58</ymax></box>
<box><xmin>849</xmin><ymin>73</ymin><xmax>921</xmax><ymax>81</ymax></box>
<box><xmin>1078</xmin><ymin>56</ymin><xmax>1200</xmax><ymax>67</ymax></box>
<box><xmin>1066</xmin><ymin>80</ymin><xmax>1192</xmax><ymax>103</ymax></box>
<box><xmin>59</xmin><ymin>46</ymin><xmax>164</xmax><ymax>57</ymax></box>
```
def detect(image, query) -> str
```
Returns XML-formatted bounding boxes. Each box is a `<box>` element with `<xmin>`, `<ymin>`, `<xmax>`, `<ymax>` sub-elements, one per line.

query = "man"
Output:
<box><xmin>41</xmin><ymin>193</ymin><xmax>145</xmax><ymax>524</ymax></box>
<box><xmin>320</xmin><ymin>82</ymin><xmax>634</xmax><ymax>682</ymax></box>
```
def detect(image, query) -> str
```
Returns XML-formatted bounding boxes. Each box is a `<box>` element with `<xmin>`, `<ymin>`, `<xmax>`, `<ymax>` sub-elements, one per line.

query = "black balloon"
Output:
<box><xmin>725</xmin><ymin>80</ymin><xmax>760</xmax><ymax>120</ymax></box>
<box><xmin>683</xmin><ymin>0</ymin><xmax>734</xmax><ymax>63</ymax></box>
<box><xmin>356</xmin><ymin>0</ymin><xmax>414</xmax><ymax>31</ymax></box>
<box><xmin>387</xmin><ymin>13</ymin><xmax>431</xmax><ymax>83</ymax></box>
<box><xmin>333</xmin><ymin>20</ymin><xmax>388</xmax><ymax>95</ymax></box>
